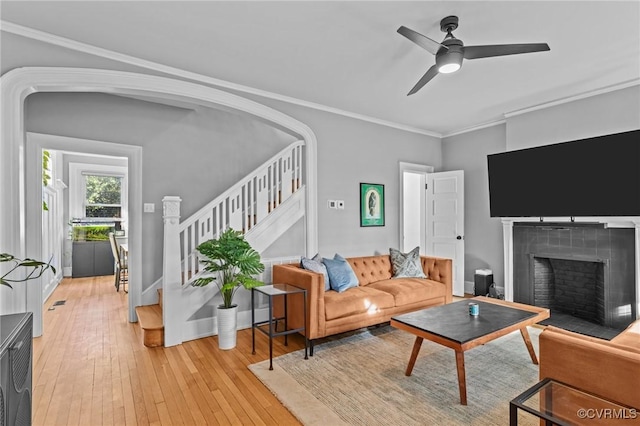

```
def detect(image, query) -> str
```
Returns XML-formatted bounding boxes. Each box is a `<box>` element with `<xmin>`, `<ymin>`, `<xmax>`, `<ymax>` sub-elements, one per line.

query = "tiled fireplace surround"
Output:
<box><xmin>502</xmin><ymin>219</ymin><xmax>640</xmax><ymax>331</ymax></box>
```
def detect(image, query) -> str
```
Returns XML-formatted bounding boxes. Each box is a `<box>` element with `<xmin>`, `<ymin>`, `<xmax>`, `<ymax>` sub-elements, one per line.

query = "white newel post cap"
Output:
<box><xmin>162</xmin><ymin>196</ymin><xmax>182</xmax><ymax>223</ymax></box>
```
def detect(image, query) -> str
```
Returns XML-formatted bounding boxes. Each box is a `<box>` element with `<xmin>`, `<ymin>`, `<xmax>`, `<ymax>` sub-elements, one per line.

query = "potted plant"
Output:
<box><xmin>1</xmin><ymin>253</ymin><xmax>56</xmax><ymax>288</ymax></box>
<box><xmin>193</xmin><ymin>228</ymin><xmax>264</xmax><ymax>350</ymax></box>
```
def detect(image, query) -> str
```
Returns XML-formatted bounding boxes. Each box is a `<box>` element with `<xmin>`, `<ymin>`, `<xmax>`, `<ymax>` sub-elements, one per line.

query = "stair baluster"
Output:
<box><xmin>157</xmin><ymin>140</ymin><xmax>305</xmax><ymax>347</ymax></box>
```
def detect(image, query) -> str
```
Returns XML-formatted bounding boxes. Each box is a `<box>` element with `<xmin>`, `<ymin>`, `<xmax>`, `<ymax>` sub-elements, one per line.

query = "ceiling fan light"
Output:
<box><xmin>438</xmin><ymin>63</ymin><xmax>460</xmax><ymax>73</ymax></box>
<box><xmin>435</xmin><ymin>48</ymin><xmax>463</xmax><ymax>74</ymax></box>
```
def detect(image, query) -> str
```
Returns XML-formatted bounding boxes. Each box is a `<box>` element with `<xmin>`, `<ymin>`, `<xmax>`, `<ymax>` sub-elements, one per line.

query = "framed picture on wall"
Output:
<box><xmin>360</xmin><ymin>183</ymin><xmax>385</xmax><ymax>227</ymax></box>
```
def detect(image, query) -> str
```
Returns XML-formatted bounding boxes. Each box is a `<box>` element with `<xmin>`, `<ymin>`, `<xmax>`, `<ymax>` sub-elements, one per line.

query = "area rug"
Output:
<box><xmin>249</xmin><ymin>325</ymin><xmax>542</xmax><ymax>425</ymax></box>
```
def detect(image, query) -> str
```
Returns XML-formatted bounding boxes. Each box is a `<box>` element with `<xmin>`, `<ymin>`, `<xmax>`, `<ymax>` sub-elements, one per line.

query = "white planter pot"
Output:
<box><xmin>216</xmin><ymin>305</ymin><xmax>238</xmax><ymax>350</ymax></box>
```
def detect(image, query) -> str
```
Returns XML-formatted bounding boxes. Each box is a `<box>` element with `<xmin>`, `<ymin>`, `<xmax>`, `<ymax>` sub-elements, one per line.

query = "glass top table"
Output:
<box><xmin>253</xmin><ymin>283</ymin><xmax>305</xmax><ymax>297</ymax></box>
<box><xmin>251</xmin><ymin>283</ymin><xmax>308</xmax><ymax>370</ymax></box>
<box><xmin>510</xmin><ymin>378</ymin><xmax>639</xmax><ymax>425</ymax></box>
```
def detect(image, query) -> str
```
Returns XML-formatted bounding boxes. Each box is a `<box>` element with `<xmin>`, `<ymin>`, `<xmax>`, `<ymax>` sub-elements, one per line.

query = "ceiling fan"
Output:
<box><xmin>398</xmin><ymin>16</ymin><xmax>550</xmax><ymax>95</ymax></box>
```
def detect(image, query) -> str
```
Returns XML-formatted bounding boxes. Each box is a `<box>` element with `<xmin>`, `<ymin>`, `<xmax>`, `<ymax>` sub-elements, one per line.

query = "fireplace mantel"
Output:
<box><xmin>501</xmin><ymin>217</ymin><xmax>640</xmax><ymax>322</ymax></box>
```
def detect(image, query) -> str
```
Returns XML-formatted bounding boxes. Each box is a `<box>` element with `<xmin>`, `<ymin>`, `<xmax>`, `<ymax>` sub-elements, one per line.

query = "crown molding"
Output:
<box><xmin>442</xmin><ymin>119</ymin><xmax>506</xmax><ymax>139</ymax></box>
<box><xmin>504</xmin><ymin>79</ymin><xmax>640</xmax><ymax>119</ymax></box>
<box><xmin>442</xmin><ymin>79</ymin><xmax>640</xmax><ymax>138</ymax></box>
<box><xmin>1</xmin><ymin>20</ymin><xmax>441</xmax><ymax>138</ymax></box>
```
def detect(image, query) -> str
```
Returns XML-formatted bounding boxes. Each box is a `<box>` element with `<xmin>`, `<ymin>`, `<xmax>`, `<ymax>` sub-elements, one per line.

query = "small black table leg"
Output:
<box><xmin>251</xmin><ymin>288</ymin><xmax>256</xmax><ymax>355</ymax></box>
<box><xmin>284</xmin><ymin>293</ymin><xmax>288</xmax><ymax>346</ymax></box>
<box><xmin>303</xmin><ymin>289</ymin><xmax>308</xmax><ymax>360</ymax></box>
<box><xmin>509</xmin><ymin>402</ymin><xmax>518</xmax><ymax>426</ymax></box>
<box><xmin>268</xmin><ymin>295</ymin><xmax>274</xmax><ymax>370</ymax></box>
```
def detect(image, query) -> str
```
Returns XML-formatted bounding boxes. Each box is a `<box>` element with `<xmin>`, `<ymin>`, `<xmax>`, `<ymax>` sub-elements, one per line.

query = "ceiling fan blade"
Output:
<box><xmin>463</xmin><ymin>43</ymin><xmax>550</xmax><ymax>59</ymax></box>
<box><xmin>398</xmin><ymin>26</ymin><xmax>448</xmax><ymax>55</ymax></box>
<box><xmin>407</xmin><ymin>65</ymin><xmax>439</xmax><ymax>96</ymax></box>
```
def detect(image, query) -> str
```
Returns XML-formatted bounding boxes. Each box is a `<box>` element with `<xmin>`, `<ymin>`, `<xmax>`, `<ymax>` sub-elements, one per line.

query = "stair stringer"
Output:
<box><xmin>244</xmin><ymin>185</ymin><xmax>306</xmax><ymax>253</ymax></box>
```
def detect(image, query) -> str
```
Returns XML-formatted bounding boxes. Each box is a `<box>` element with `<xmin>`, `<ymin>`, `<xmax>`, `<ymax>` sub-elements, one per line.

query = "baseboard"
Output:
<box><xmin>181</xmin><ymin>307</ymin><xmax>270</xmax><ymax>343</ymax></box>
<box><xmin>464</xmin><ymin>280</ymin><xmax>474</xmax><ymax>295</ymax></box>
<box><xmin>63</xmin><ymin>267</ymin><xmax>72</xmax><ymax>277</ymax></box>
<box><xmin>42</xmin><ymin>272</ymin><xmax>63</xmax><ymax>303</ymax></box>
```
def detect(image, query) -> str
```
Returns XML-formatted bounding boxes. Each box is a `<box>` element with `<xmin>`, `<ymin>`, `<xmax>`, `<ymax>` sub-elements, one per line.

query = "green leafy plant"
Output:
<box><xmin>1</xmin><ymin>253</ymin><xmax>56</xmax><ymax>289</ymax></box>
<box><xmin>193</xmin><ymin>228</ymin><xmax>264</xmax><ymax>308</ymax></box>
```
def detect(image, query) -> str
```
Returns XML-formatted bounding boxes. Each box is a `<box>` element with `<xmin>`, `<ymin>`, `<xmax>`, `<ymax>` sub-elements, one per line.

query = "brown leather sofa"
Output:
<box><xmin>539</xmin><ymin>319</ymin><xmax>640</xmax><ymax>410</ymax></box>
<box><xmin>272</xmin><ymin>254</ymin><xmax>452</xmax><ymax>354</ymax></box>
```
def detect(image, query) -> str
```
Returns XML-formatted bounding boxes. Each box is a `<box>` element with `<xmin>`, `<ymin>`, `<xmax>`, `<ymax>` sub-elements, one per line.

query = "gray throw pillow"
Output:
<box><xmin>301</xmin><ymin>253</ymin><xmax>330</xmax><ymax>290</ymax></box>
<box><xmin>389</xmin><ymin>247</ymin><xmax>427</xmax><ymax>279</ymax></box>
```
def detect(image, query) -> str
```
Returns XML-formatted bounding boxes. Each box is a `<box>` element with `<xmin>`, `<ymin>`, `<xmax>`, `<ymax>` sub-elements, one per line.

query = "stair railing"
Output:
<box><xmin>161</xmin><ymin>140</ymin><xmax>304</xmax><ymax>346</ymax></box>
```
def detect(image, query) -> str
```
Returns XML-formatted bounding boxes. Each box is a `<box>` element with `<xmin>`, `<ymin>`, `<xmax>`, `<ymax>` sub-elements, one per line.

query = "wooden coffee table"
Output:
<box><xmin>390</xmin><ymin>296</ymin><xmax>549</xmax><ymax>405</ymax></box>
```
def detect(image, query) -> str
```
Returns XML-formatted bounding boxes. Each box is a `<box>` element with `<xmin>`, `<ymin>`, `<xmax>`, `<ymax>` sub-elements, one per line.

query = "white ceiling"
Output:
<box><xmin>2</xmin><ymin>1</ymin><xmax>639</xmax><ymax>136</ymax></box>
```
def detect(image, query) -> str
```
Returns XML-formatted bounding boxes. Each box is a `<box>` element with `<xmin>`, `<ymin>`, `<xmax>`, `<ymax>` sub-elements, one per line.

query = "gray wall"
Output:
<box><xmin>506</xmin><ymin>85</ymin><xmax>640</xmax><ymax>150</ymax></box>
<box><xmin>442</xmin><ymin>85</ymin><xmax>640</xmax><ymax>293</ymax></box>
<box><xmin>442</xmin><ymin>124</ymin><xmax>506</xmax><ymax>287</ymax></box>
<box><xmin>6</xmin><ymin>32</ymin><xmax>441</xmax><ymax>291</ymax></box>
<box><xmin>237</xmin><ymin>96</ymin><xmax>442</xmax><ymax>257</ymax></box>
<box><xmin>25</xmin><ymin>92</ymin><xmax>297</xmax><ymax>288</ymax></box>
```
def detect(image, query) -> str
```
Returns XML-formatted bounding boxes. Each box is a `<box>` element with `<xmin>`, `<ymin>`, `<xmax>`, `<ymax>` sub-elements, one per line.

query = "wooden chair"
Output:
<box><xmin>108</xmin><ymin>232</ymin><xmax>128</xmax><ymax>292</ymax></box>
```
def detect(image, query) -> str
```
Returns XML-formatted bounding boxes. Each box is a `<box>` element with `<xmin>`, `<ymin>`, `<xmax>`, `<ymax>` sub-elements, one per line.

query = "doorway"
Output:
<box><xmin>399</xmin><ymin>162</ymin><xmax>432</xmax><ymax>253</ymax></box>
<box><xmin>26</xmin><ymin>132</ymin><xmax>141</xmax><ymax>337</ymax></box>
<box><xmin>400</xmin><ymin>163</ymin><xmax>465</xmax><ymax>296</ymax></box>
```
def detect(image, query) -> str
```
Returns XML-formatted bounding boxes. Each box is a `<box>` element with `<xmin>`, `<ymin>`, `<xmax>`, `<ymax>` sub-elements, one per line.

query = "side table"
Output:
<box><xmin>251</xmin><ymin>283</ymin><xmax>308</xmax><ymax>370</ymax></box>
<box><xmin>510</xmin><ymin>378</ymin><xmax>638</xmax><ymax>425</ymax></box>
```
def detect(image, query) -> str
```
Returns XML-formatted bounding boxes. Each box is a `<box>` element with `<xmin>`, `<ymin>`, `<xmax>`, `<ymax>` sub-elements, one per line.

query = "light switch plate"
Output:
<box><xmin>337</xmin><ymin>200</ymin><xmax>345</xmax><ymax>209</ymax></box>
<box><xmin>144</xmin><ymin>203</ymin><xmax>155</xmax><ymax>213</ymax></box>
<box><xmin>328</xmin><ymin>200</ymin><xmax>336</xmax><ymax>209</ymax></box>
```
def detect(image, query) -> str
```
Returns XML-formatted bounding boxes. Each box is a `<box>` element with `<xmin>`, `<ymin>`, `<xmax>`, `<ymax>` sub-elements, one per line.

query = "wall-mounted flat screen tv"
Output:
<box><xmin>487</xmin><ymin>129</ymin><xmax>640</xmax><ymax>217</ymax></box>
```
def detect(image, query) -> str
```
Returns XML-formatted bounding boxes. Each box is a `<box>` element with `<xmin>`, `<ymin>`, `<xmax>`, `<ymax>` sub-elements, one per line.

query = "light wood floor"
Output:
<box><xmin>33</xmin><ymin>276</ymin><xmax>306</xmax><ymax>425</ymax></box>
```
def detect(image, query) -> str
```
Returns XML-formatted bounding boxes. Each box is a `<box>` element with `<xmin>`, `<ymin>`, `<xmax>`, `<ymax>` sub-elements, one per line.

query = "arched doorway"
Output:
<box><xmin>1</xmin><ymin>67</ymin><xmax>318</xmax><ymax>336</ymax></box>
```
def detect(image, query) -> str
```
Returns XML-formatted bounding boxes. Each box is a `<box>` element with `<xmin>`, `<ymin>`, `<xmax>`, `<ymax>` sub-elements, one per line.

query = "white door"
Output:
<box><xmin>425</xmin><ymin>171</ymin><xmax>464</xmax><ymax>296</ymax></box>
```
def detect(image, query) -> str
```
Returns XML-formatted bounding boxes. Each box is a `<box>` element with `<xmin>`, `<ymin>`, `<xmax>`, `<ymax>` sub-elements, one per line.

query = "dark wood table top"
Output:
<box><xmin>391</xmin><ymin>297</ymin><xmax>546</xmax><ymax>345</ymax></box>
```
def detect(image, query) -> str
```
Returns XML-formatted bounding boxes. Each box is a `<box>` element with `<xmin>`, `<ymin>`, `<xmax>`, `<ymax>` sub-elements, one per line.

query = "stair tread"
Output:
<box><xmin>135</xmin><ymin>304</ymin><xmax>164</xmax><ymax>330</ymax></box>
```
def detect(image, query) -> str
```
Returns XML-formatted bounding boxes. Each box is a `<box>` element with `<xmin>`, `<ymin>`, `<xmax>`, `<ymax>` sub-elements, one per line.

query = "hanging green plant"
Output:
<box><xmin>1</xmin><ymin>253</ymin><xmax>56</xmax><ymax>289</ymax></box>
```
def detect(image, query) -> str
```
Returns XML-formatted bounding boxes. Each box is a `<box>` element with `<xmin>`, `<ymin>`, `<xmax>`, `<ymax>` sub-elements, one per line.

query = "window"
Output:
<box><xmin>69</xmin><ymin>162</ymin><xmax>128</xmax><ymax>230</ymax></box>
<box><xmin>84</xmin><ymin>174</ymin><xmax>123</xmax><ymax>219</ymax></box>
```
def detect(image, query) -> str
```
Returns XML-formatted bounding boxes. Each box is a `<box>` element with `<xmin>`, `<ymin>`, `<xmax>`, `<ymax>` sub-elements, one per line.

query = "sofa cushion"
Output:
<box><xmin>368</xmin><ymin>278</ymin><xmax>445</xmax><ymax>307</ymax></box>
<box><xmin>301</xmin><ymin>253</ymin><xmax>330</xmax><ymax>291</ymax></box>
<box><xmin>390</xmin><ymin>247</ymin><xmax>427</xmax><ymax>278</ymax></box>
<box><xmin>323</xmin><ymin>254</ymin><xmax>359</xmax><ymax>293</ymax></box>
<box><xmin>348</xmin><ymin>256</ymin><xmax>393</xmax><ymax>286</ymax></box>
<box><xmin>324</xmin><ymin>286</ymin><xmax>395</xmax><ymax>321</ymax></box>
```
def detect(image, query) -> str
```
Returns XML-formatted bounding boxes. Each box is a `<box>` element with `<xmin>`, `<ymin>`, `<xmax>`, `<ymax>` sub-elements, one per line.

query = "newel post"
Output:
<box><xmin>163</xmin><ymin>196</ymin><xmax>183</xmax><ymax>346</ymax></box>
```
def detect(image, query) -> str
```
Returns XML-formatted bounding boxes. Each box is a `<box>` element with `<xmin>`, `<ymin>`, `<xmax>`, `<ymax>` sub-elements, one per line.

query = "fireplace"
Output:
<box><xmin>532</xmin><ymin>256</ymin><xmax>605</xmax><ymax>325</ymax></box>
<box><xmin>509</xmin><ymin>222</ymin><xmax>637</xmax><ymax>332</ymax></box>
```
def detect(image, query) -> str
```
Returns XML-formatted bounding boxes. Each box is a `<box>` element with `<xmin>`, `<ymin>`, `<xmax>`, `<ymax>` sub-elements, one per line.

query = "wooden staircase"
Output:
<box><xmin>134</xmin><ymin>289</ymin><xmax>164</xmax><ymax>347</ymax></box>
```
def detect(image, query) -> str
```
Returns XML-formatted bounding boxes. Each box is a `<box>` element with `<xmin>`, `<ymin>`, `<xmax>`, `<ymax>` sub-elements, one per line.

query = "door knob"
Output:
<box><xmin>456</xmin><ymin>235</ymin><xmax>463</xmax><ymax>240</ymax></box>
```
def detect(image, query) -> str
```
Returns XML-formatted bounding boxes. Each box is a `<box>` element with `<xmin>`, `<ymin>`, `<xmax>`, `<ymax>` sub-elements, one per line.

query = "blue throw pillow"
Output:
<box><xmin>323</xmin><ymin>254</ymin><xmax>359</xmax><ymax>293</ymax></box>
<box><xmin>301</xmin><ymin>253</ymin><xmax>330</xmax><ymax>291</ymax></box>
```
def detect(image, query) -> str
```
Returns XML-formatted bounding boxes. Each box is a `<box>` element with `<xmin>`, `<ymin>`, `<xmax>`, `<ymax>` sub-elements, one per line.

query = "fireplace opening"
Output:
<box><xmin>533</xmin><ymin>257</ymin><xmax>605</xmax><ymax>326</ymax></box>
<box><xmin>512</xmin><ymin>223</ymin><xmax>636</xmax><ymax>340</ymax></box>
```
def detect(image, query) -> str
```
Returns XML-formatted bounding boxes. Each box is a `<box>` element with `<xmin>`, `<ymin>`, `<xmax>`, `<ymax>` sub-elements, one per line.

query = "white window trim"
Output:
<box><xmin>69</xmin><ymin>162</ymin><xmax>128</xmax><ymax>231</ymax></box>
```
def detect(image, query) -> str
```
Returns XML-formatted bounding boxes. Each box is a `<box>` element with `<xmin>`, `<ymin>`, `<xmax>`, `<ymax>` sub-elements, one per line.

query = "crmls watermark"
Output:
<box><xmin>577</xmin><ymin>408</ymin><xmax>638</xmax><ymax>420</ymax></box>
